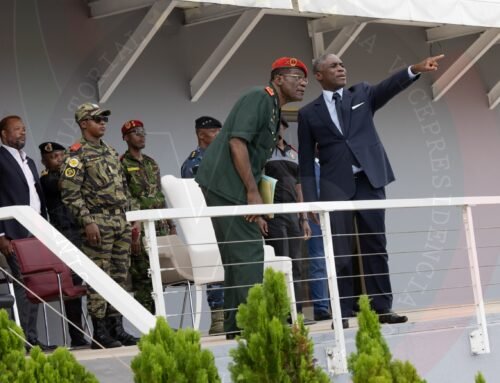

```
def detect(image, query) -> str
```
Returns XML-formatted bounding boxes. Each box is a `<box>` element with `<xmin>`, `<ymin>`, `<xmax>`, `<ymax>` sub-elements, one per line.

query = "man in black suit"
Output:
<box><xmin>298</xmin><ymin>53</ymin><xmax>444</xmax><ymax>324</ymax></box>
<box><xmin>0</xmin><ymin>115</ymin><xmax>54</xmax><ymax>351</ymax></box>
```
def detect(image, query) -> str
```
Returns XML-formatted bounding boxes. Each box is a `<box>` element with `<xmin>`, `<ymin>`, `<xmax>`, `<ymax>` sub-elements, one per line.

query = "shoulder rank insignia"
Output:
<box><xmin>40</xmin><ymin>169</ymin><xmax>48</xmax><ymax>177</ymax></box>
<box><xmin>127</xmin><ymin>167</ymin><xmax>140</xmax><ymax>172</ymax></box>
<box><xmin>68</xmin><ymin>158</ymin><xmax>80</xmax><ymax>168</ymax></box>
<box><xmin>265</xmin><ymin>86</ymin><xmax>274</xmax><ymax>96</ymax></box>
<box><xmin>64</xmin><ymin>168</ymin><xmax>76</xmax><ymax>178</ymax></box>
<box><xmin>70</xmin><ymin>142</ymin><xmax>82</xmax><ymax>152</ymax></box>
<box><xmin>189</xmin><ymin>150</ymin><xmax>197</xmax><ymax>159</ymax></box>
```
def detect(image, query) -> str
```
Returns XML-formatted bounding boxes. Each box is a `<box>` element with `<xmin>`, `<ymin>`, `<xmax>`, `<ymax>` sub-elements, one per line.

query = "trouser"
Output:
<box><xmin>307</xmin><ymin>220</ymin><xmax>330</xmax><ymax>316</ymax></box>
<box><xmin>130</xmin><ymin>248</ymin><xmax>154</xmax><ymax>313</ymax></box>
<box><xmin>6</xmin><ymin>252</ymin><xmax>39</xmax><ymax>341</ymax></box>
<box><xmin>330</xmin><ymin>171</ymin><xmax>392</xmax><ymax>316</ymax></box>
<box><xmin>203</xmin><ymin>189</ymin><xmax>264</xmax><ymax>334</ymax></box>
<box><xmin>64</xmin><ymin>273</ymin><xmax>85</xmax><ymax>341</ymax></box>
<box><xmin>265</xmin><ymin>213</ymin><xmax>304</xmax><ymax>311</ymax></box>
<box><xmin>82</xmin><ymin>213</ymin><xmax>131</xmax><ymax>319</ymax></box>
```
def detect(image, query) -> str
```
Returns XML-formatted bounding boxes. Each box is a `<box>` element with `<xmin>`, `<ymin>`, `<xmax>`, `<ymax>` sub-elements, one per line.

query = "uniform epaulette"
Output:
<box><xmin>189</xmin><ymin>150</ymin><xmax>197</xmax><ymax>159</ymax></box>
<box><xmin>40</xmin><ymin>169</ymin><xmax>48</xmax><ymax>177</ymax></box>
<box><xmin>70</xmin><ymin>142</ymin><xmax>82</xmax><ymax>152</ymax></box>
<box><xmin>265</xmin><ymin>86</ymin><xmax>275</xmax><ymax>96</ymax></box>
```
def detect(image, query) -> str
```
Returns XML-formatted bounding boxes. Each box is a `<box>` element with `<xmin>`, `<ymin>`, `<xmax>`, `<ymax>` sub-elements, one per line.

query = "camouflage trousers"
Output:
<box><xmin>130</xmin><ymin>222</ymin><xmax>169</xmax><ymax>314</ymax></box>
<box><xmin>130</xmin><ymin>247</ymin><xmax>154</xmax><ymax>313</ymax></box>
<box><xmin>82</xmin><ymin>213</ymin><xmax>131</xmax><ymax>319</ymax></box>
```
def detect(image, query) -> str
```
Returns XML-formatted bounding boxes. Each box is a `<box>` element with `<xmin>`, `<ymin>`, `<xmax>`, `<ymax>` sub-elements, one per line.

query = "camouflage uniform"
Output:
<box><xmin>60</xmin><ymin>137</ymin><xmax>134</xmax><ymax>320</ymax></box>
<box><xmin>121</xmin><ymin>150</ymin><xmax>168</xmax><ymax>313</ymax></box>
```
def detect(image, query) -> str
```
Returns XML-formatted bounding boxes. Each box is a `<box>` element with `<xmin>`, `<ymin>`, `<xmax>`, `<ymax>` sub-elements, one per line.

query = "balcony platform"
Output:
<box><xmin>74</xmin><ymin>303</ymin><xmax>500</xmax><ymax>383</ymax></box>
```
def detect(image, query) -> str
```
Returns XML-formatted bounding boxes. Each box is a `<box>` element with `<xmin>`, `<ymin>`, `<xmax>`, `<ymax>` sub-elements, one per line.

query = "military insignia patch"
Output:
<box><xmin>70</xmin><ymin>142</ymin><xmax>82</xmax><ymax>152</ymax></box>
<box><xmin>68</xmin><ymin>158</ymin><xmax>79</xmax><ymax>168</ymax></box>
<box><xmin>64</xmin><ymin>168</ymin><xmax>76</xmax><ymax>178</ymax></box>
<box><xmin>44</xmin><ymin>143</ymin><xmax>53</xmax><ymax>153</ymax></box>
<box><xmin>265</xmin><ymin>86</ymin><xmax>274</xmax><ymax>96</ymax></box>
<box><xmin>127</xmin><ymin>167</ymin><xmax>139</xmax><ymax>172</ymax></box>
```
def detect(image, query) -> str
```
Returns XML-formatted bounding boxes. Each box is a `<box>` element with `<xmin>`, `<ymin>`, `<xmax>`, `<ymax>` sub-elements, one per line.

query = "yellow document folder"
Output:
<box><xmin>259</xmin><ymin>175</ymin><xmax>277</xmax><ymax>218</ymax></box>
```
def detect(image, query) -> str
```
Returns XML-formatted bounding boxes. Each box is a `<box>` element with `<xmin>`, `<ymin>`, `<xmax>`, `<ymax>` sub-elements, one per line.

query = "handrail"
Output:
<box><xmin>126</xmin><ymin>196</ymin><xmax>500</xmax><ymax>221</ymax></box>
<box><xmin>0</xmin><ymin>206</ymin><xmax>156</xmax><ymax>334</ymax></box>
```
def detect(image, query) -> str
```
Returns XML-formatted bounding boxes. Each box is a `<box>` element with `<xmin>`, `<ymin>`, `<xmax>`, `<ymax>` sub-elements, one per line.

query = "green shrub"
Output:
<box><xmin>229</xmin><ymin>268</ymin><xmax>330</xmax><ymax>383</ymax></box>
<box><xmin>348</xmin><ymin>296</ymin><xmax>425</xmax><ymax>383</ymax></box>
<box><xmin>0</xmin><ymin>309</ymin><xmax>98</xmax><ymax>383</ymax></box>
<box><xmin>131</xmin><ymin>316</ymin><xmax>220</xmax><ymax>383</ymax></box>
<box><xmin>475</xmin><ymin>372</ymin><xmax>486</xmax><ymax>383</ymax></box>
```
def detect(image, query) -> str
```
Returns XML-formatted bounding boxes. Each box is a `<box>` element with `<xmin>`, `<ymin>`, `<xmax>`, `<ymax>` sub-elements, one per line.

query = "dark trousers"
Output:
<box><xmin>64</xmin><ymin>273</ymin><xmax>86</xmax><ymax>343</ymax></box>
<box><xmin>203</xmin><ymin>189</ymin><xmax>264</xmax><ymax>334</ymax></box>
<box><xmin>265</xmin><ymin>213</ymin><xmax>304</xmax><ymax>311</ymax></box>
<box><xmin>6</xmin><ymin>252</ymin><xmax>39</xmax><ymax>342</ymax></box>
<box><xmin>330</xmin><ymin>171</ymin><xmax>392</xmax><ymax>316</ymax></box>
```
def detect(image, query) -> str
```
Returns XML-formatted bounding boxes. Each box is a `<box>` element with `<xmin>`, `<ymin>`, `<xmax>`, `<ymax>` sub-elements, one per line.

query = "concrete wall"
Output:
<box><xmin>1</xmin><ymin>0</ymin><xmax>500</xmax><ymax>338</ymax></box>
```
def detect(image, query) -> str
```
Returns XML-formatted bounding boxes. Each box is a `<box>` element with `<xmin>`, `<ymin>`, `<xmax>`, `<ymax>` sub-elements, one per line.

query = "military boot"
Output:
<box><xmin>208</xmin><ymin>308</ymin><xmax>225</xmax><ymax>335</ymax></box>
<box><xmin>108</xmin><ymin>315</ymin><xmax>140</xmax><ymax>346</ymax></box>
<box><xmin>91</xmin><ymin>317</ymin><xmax>121</xmax><ymax>349</ymax></box>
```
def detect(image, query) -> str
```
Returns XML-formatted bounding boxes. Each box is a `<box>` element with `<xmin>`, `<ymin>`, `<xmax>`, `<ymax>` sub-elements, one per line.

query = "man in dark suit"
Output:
<box><xmin>0</xmin><ymin>115</ymin><xmax>54</xmax><ymax>351</ymax></box>
<box><xmin>298</xmin><ymin>53</ymin><xmax>444</xmax><ymax>324</ymax></box>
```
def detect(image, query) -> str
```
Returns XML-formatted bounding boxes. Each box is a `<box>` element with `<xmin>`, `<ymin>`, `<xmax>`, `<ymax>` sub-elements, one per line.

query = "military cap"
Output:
<box><xmin>75</xmin><ymin>102</ymin><xmax>111</xmax><ymax>122</ymax></box>
<box><xmin>271</xmin><ymin>57</ymin><xmax>308</xmax><ymax>77</ymax></box>
<box><xmin>39</xmin><ymin>141</ymin><xmax>65</xmax><ymax>155</ymax></box>
<box><xmin>122</xmin><ymin>120</ymin><xmax>144</xmax><ymax>136</ymax></box>
<box><xmin>195</xmin><ymin>116</ymin><xmax>222</xmax><ymax>130</ymax></box>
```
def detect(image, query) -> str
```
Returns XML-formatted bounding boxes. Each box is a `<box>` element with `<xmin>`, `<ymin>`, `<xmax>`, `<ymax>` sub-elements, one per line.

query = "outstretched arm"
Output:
<box><xmin>411</xmin><ymin>54</ymin><xmax>445</xmax><ymax>74</ymax></box>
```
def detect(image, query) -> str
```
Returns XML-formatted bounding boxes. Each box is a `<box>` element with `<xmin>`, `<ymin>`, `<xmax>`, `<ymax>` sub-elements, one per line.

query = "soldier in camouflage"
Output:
<box><xmin>181</xmin><ymin>116</ymin><xmax>225</xmax><ymax>335</ymax></box>
<box><xmin>60</xmin><ymin>103</ymin><xmax>139</xmax><ymax>349</ymax></box>
<box><xmin>120</xmin><ymin>120</ymin><xmax>176</xmax><ymax>314</ymax></box>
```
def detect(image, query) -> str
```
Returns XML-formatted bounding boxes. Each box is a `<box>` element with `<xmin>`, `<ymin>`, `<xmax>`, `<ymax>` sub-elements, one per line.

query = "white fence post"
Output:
<box><xmin>144</xmin><ymin>219</ymin><xmax>167</xmax><ymax>317</ymax></box>
<box><xmin>462</xmin><ymin>205</ymin><xmax>490</xmax><ymax>354</ymax></box>
<box><xmin>320</xmin><ymin>210</ymin><xmax>348</xmax><ymax>375</ymax></box>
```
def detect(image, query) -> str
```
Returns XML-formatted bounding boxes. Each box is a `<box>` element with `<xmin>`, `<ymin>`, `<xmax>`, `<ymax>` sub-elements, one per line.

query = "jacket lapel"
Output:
<box><xmin>0</xmin><ymin>147</ymin><xmax>28</xmax><ymax>188</ymax></box>
<box><xmin>314</xmin><ymin>94</ymin><xmax>343</xmax><ymax>137</ymax></box>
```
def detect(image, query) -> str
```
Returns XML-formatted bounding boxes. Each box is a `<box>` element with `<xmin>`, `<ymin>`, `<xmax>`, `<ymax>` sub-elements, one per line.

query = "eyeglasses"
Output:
<box><xmin>281</xmin><ymin>74</ymin><xmax>308</xmax><ymax>84</ymax></box>
<box><xmin>126</xmin><ymin>128</ymin><xmax>146</xmax><ymax>137</ymax></box>
<box><xmin>84</xmin><ymin>116</ymin><xmax>108</xmax><ymax>123</ymax></box>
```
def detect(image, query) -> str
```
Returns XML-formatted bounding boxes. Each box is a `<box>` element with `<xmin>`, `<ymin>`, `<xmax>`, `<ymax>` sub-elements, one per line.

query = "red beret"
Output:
<box><xmin>271</xmin><ymin>57</ymin><xmax>308</xmax><ymax>77</ymax></box>
<box><xmin>122</xmin><ymin>120</ymin><xmax>144</xmax><ymax>136</ymax></box>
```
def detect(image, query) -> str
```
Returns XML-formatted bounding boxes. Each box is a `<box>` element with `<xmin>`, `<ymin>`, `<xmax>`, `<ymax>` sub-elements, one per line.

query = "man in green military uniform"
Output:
<box><xmin>120</xmin><ymin>119</ymin><xmax>176</xmax><ymax>313</ymax></box>
<box><xmin>60</xmin><ymin>103</ymin><xmax>139</xmax><ymax>349</ymax></box>
<box><xmin>195</xmin><ymin>57</ymin><xmax>309</xmax><ymax>338</ymax></box>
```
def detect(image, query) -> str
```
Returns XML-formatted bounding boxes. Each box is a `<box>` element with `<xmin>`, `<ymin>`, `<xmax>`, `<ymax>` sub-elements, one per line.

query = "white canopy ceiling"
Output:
<box><xmin>87</xmin><ymin>0</ymin><xmax>500</xmax><ymax>108</ymax></box>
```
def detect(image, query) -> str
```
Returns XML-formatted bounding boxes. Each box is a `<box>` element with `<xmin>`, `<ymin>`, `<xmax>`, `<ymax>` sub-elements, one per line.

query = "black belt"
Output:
<box><xmin>353</xmin><ymin>170</ymin><xmax>365</xmax><ymax>180</ymax></box>
<box><xmin>89</xmin><ymin>207</ymin><xmax>126</xmax><ymax>216</ymax></box>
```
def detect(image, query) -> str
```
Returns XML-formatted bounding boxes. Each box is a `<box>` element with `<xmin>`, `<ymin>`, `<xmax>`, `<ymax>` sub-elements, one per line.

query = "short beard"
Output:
<box><xmin>9</xmin><ymin>139</ymin><xmax>25</xmax><ymax>150</ymax></box>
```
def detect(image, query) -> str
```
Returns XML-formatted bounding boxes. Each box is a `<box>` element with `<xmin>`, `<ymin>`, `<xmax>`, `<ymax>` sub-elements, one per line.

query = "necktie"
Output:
<box><xmin>333</xmin><ymin>93</ymin><xmax>344</xmax><ymax>133</ymax></box>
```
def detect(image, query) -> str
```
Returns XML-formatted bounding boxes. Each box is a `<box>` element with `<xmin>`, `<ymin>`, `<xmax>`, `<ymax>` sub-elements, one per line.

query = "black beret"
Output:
<box><xmin>195</xmin><ymin>116</ymin><xmax>222</xmax><ymax>130</ymax></box>
<box><xmin>39</xmin><ymin>142</ymin><xmax>65</xmax><ymax>155</ymax></box>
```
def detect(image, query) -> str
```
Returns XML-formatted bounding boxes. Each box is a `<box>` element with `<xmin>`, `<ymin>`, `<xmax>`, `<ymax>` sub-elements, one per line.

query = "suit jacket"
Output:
<box><xmin>0</xmin><ymin>146</ymin><xmax>47</xmax><ymax>240</ymax></box>
<box><xmin>298</xmin><ymin>68</ymin><xmax>419</xmax><ymax>202</ymax></box>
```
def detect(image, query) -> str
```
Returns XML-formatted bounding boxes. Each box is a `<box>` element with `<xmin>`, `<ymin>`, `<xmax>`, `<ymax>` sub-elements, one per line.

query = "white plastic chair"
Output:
<box><xmin>160</xmin><ymin>175</ymin><xmax>297</xmax><ymax>330</ymax></box>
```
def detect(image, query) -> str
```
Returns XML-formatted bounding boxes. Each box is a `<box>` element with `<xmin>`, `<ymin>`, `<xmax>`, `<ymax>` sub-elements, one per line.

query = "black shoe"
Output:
<box><xmin>331</xmin><ymin>319</ymin><xmax>349</xmax><ymax>330</ymax></box>
<box><xmin>225</xmin><ymin>331</ymin><xmax>241</xmax><ymax>340</ymax></box>
<box><xmin>91</xmin><ymin>317</ymin><xmax>122</xmax><ymax>349</ymax></box>
<box><xmin>107</xmin><ymin>315</ymin><xmax>139</xmax><ymax>346</ymax></box>
<box><xmin>378</xmin><ymin>310</ymin><xmax>408</xmax><ymax>324</ymax></box>
<box><xmin>287</xmin><ymin>315</ymin><xmax>316</xmax><ymax>325</ymax></box>
<box><xmin>314</xmin><ymin>311</ymin><xmax>332</xmax><ymax>321</ymax></box>
<box><xmin>26</xmin><ymin>339</ymin><xmax>57</xmax><ymax>353</ymax></box>
<box><xmin>70</xmin><ymin>337</ymin><xmax>90</xmax><ymax>349</ymax></box>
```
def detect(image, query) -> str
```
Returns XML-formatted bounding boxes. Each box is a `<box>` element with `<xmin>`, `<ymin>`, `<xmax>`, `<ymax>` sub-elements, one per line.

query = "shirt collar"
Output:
<box><xmin>1</xmin><ymin>143</ymin><xmax>26</xmax><ymax>161</ymax></box>
<box><xmin>322</xmin><ymin>88</ymin><xmax>344</xmax><ymax>103</ymax></box>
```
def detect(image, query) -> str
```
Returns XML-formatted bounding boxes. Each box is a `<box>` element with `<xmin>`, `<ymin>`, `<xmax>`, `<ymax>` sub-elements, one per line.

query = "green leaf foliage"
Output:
<box><xmin>229</xmin><ymin>268</ymin><xmax>330</xmax><ymax>383</ymax></box>
<box><xmin>348</xmin><ymin>296</ymin><xmax>426</xmax><ymax>383</ymax></box>
<box><xmin>0</xmin><ymin>309</ymin><xmax>98</xmax><ymax>383</ymax></box>
<box><xmin>131</xmin><ymin>316</ymin><xmax>220</xmax><ymax>383</ymax></box>
<box><xmin>475</xmin><ymin>372</ymin><xmax>486</xmax><ymax>383</ymax></box>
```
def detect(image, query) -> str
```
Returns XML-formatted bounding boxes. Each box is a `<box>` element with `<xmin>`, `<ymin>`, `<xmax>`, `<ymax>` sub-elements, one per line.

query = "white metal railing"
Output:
<box><xmin>0</xmin><ymin>206</ymin><xmax>156</xmax><ymax>334</ymax></box>
<box><xmin>127</xmin><ymin>196</ymin><xmax>500</xmax><ymax>375</ymax></box>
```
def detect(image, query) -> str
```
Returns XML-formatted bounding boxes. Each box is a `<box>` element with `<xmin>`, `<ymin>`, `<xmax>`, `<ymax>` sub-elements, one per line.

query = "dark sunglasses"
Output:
<box><xmin>84</xmin><ymin>116</ymin><xmax>108</xmax><ymax>123</ymax></box>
